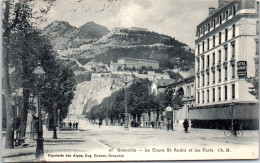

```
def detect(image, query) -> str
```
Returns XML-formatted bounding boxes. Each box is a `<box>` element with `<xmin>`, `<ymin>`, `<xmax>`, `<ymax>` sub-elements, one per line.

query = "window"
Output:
<box><xmin>219</xmin><ymin>14</ymin><xmax>222</xmax><ymax>24</ymax></box>
<box><xmin>224</xmin><ymin>85</ymin><xmax>227</xmax><ymax>100</ymax></box>
<box><xmin>213</xmin><ymin>53</ymin><xmax>215</xmax><ymax>65</ymax></box>
<box><xmin>218</xmin><ymin>69</ymin><xmax>221</xmax><ymax>82</ymax></box>
<box><xmin>198</xmin><ymin>44</ymin><xmax>200</xmax><ymax>55</ymax></box>
<box><xmin>207</xmin><ymin>38</ymin><xmax>210</xmax><ymax>50</ymax></box>
<box><xmin>197</xmin><ymin>75</ymin><xmax>200</xmax><ymax>88</ymax></box>
<box><xmin>197</xmin><ymin>58</ymin><xmax>200</xmax><ymax>71</ymax></box>
<box><xmin>225</xmin><ymin>67</ymin><xmax>227</xmax><ymax>81</ymax></box>
<box><xmin>213</xmin><ymin>70</ymin><xmax>215</xmax><ymax>84</ymax></box>
<box><xmin>213</xmin><ymin>88</ymin><xmax>215</xmax><ymax>102</ymax></box>
<box><xmin>187</xmin><ymin>85</ymin><xmax>190</xmax><ymax>97</ymax></box>
<box><xmin>207</xmin><ymin>55</ymin><xmax>210</xmax><ymax>67</ymax></box>
<box><xmin>226</xmin><ymin>10</ymin><xmax>228</xmax><ymax>20</ymax></box>
<box><xmin>202</xmin><ymin>57</ymin><xmax>205</xmax><ymax>70</ymax></box>
<box><xmin>213</xmin><ymin>19</ymin><xmax>216</xmax><ymax>28</ymax></box>
<box><xmin>225</xmin><ymin>28</ymin><xmax>228</xmax><ymax>41</ymax></box>
<box><xmin>207</xmin><ymin>73</ymin><xmax>210</xmax><ymax>85</ymax></box>
<box><xmin>208</xmin><ymin>23</ymin><xmax>210</xmax><ymax>32</ymax></box>
<box><xmin>232</xmin><ymin>65</ymin><xmax>235</xmax><ymax>78</ymax></box>
<box><xmin>232</xmin><ymin>84</ymin><xmax>235</xmax><ymax>99</ymax></box>
<box><xmin>219</xmin><ymin>50</ymin><xmax>221</xmax><ymax>62</ymax></box>
<box><xmin>232</xmin><ymin>24</ymin><xmax>235</xmax><ymax>38</ymax></box>
<box><xmin>219</xmin><ymin>32</ymin><xmax>221</xmax><ymax>44</ymax></box>
<box><xmin>213</xmin><ymin>35</ymin><xmax>215</xmax><ymax>47</ymax></box>
<box><xmin>257</xmin><ymin>21</ymin><xmax>259</xmax><ymax>35</ymax></box>
<box><xmin>218</xmin><ymin>87</ymin><xmax>221</xmax><ymax>101</ymax></box>
<box><xmin>233</xmin><ymin>5</ymin><xmax>236</xmax><ymax>16</ymax></box>
<box><xmin>207</xmin><ymin>90</ymin><xmax>209</xmax><ymax>102</ymax></box>
<box><xmin>224</xmin><ymin>46</ymin><xmax>228</xmax><ymax>61</ymax></box>
<box><xmin>191</xmin><ymin>84</ymin><xmax>194</xmax><ymax>97</ymax></box>
<box><xmin>202</xmin><ymin>74</ymin><xmax>205</xmax><ymax>86</ymax></box>
<box><xmin>202</xmin><ymin>91</ymin><xmax>205</xmax><ymax>103</ymax></box>
<box><xmin>202</xmin><ymin>41</ymin><xmax>205</xmax><ymax>52</ymax></box>
<box><xmin>231</xmin><ymin>42</ymin><xmax>235</xmax><ymax>57</ymax></box>
<box><xmin>197</xmin><ymin>92</ymin><xmax>200</xmax><ymax>104</ymax></box>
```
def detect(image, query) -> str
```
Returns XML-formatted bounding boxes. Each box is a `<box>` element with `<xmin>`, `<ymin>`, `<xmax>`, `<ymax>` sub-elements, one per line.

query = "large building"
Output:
<box><xmin>191</xmin><ymin>0</ymin><xmax>259</xmax><ymax>129</ymax></box>
<box><xmin>110</xmin><ymin>57</ymin><xmax>159</xmax><ymax>72</ymax></box>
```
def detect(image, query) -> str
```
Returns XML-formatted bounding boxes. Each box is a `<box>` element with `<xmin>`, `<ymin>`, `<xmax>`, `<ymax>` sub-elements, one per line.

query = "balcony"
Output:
<box><xmin>223</xmin><ymin>60</ymin><xmax>228</xmax><ymax>67</ymax></box>
<box><xmin>211</xmin><ymin>65</ymin><xmax>215</xmax><ymax>71</ymax></box>
<box><xmin>206</xmin><ymin>66</ymin><xmax>210</xmax><ymax>73</ymax></box>
<box><xmin>230</xmin><ymin>57</ymin><xmax>236</xmax><ymax>65</ymax></box>
<box><xmin>217</xmin><ymin>62</ymin><xmax>222</xmax><ymax>69</ymax></box>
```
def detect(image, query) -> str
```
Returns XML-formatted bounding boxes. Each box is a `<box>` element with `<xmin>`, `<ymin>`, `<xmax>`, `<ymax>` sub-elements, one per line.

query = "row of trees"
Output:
<box><xmin>3</xmin><ymin>0</ymin><xmax>76</xmax><ymax>148</ymax></box>
<box><xmin>86</xmin><ymin>78</ymin><xmax>183</xmax><ymax>126</ymax></box>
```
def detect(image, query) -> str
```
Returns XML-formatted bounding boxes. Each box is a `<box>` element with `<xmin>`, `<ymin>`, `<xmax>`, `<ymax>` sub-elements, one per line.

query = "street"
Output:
<box><xmin>2</xmin><ymin>122</ymin><xmax>259</xmax><ymax>162</ymax></box>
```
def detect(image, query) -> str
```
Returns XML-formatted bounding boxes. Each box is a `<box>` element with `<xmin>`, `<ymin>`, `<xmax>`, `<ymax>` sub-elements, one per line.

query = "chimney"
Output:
<box><xmin>209</xmin><ymin>7</ymin><xmax>215</xmax><ymax>15</ymax></box>
<box><xmin>218</xmin><ymin>0</ymin><xmax>229</xmax><ymax>7</ymax></box>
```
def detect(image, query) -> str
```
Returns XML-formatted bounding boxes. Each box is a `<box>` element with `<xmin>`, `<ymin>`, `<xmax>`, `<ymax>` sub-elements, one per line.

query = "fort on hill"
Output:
<box><xmin>110</xmin><ymin>57</ymin><xmax>159</xmax><ymax>72</ymax></box>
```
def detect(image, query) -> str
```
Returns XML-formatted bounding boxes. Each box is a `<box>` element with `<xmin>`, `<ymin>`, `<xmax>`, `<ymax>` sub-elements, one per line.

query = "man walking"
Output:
<box><xmin>183</xmin><ymin>119</ymin><xmax>189</xmax><ymax>133</ymax></box>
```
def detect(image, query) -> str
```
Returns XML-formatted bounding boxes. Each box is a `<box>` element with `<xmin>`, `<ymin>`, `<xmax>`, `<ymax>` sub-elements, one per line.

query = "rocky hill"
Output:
<box><xmin>41</xmin><ymin>21</ymin><xmax>109</xmax><ymax>50</ymax></box>
<box><xmin>68</xmin><ymin>73</ymin><xmax>133</xmax><ymax>115</ymax></box>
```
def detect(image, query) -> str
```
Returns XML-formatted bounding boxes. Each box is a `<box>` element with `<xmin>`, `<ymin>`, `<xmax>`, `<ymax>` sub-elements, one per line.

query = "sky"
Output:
<box><xmin>35</xmin><ymin>0</ymin><xmax>218</xmax><ymax>49</ymax></box>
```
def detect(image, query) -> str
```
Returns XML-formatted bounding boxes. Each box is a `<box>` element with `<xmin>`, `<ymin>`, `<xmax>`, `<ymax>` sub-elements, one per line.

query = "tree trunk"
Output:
<box><xmin>3</xmin><ymin>30</ymin><xmax>14</xmax><ymax>149</ymax></box>
<box><xmin>148</xmin><ymin>111</ymin><xmax>151</xmax><ymax>128</ymax></box>
<box><xmin>156</xmin><ymin>108</ymin><xmax>160</xmax><ymax>128</ymax></box>
<box><xmin>20</xmin><ymin>89</ymin><xmax>30</xmax><ymax>138</ymax></box>
<box><xmin>3</xmin><ymin>0</ymin><xmax>14</xmax><ymax>148</ymax></box>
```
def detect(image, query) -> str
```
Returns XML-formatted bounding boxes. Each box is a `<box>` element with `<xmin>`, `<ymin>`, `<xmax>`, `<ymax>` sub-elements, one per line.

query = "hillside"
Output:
<box><xmin>42</xmin><ymin>21</ymin><xmax>195</xmax><ymax>84</ymax></box>
<box><xmin>41</xmin><ymin>21</ymin><xmax>109</xmax><ymax>50</ymax></box>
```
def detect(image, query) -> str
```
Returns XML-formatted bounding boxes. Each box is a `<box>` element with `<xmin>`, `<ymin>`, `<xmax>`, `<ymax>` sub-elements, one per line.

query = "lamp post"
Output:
<box><xmin>52</xmin><ymin>102</ymin><xmax>57</xmax><ymax>139</ymax></box>
<box><xmin>123</xmin><ymin>74</ymin><xmax>129</xmax><ymax>131</ymax></box>
<box><xmin>230</xmin><ymin>102</ymin><xmax>235</xmax><ymax>132</ymax></box>
<box><xmin>58</xmin><ymin>109</ymin><xmax>60</xmax><ymax>131</ymax></box>
<box><xmin>33</xmin><ymin>62</ymin><xmax>46</xmax><ymax>160</ymax></box>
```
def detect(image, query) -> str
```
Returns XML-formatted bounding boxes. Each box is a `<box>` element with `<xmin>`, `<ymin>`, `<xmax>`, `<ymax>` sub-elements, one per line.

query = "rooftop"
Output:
<box><xmin>119</xmin><ymin>57</ymin><xmax>159</xmax><ymax>63</ymax></box>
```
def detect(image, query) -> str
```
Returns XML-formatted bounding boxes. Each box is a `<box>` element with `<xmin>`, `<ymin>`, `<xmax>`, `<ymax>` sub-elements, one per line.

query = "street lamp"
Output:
<box><xmin>33</xmin><ymin>62</ymin><xmax>46</xmax><ymax>160</ymax></box>
<box><xmin>52</xmin><ymin>102</ymin><xmax>58</xmax><ymax>139</ymax></box>
<box><xmin>123</xmin><ymin>74</ymin><xmax>129</xmax><ymax>131</ymax></box>
<box><xmin>230</xmin><ymin>102</ymin><xmax>235</xmax><ymax>132</ymax></box>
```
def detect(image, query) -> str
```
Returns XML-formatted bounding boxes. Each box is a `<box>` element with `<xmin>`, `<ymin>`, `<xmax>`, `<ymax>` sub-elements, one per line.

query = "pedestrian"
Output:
<box><xmin>233</xmin><ymin>121</ymin><xmax>239</xmax><ymax>136</ymax></box>
<box><xmin>75</xmin><ymin>122</ymin><xmax>78</xmax><ymax>130</ymax></box>
<box><xmin>151</xmin><ymin>121</ymin><xmax>154</xmax><ymax>128</ymax></box>
<box><xmin>69</xmin><ymin>121</ymin><xmax>72</xmax><ymax>128</ymax></box>
<box><xmin>131</xmin><ymin>121</ymin><xmax>134</xmax><ymax>127</ymax></box>
<box><xmin>183</xmin><ymin>119</ymin><xmax>189</xmax><ymax>133</ymax></box>
<box><xmin>99</xmin><ymin>121</ymin><xmax>102</xmax><ymax>128</ymax></box>
<box><xmin>158</xmin><ymin>121</ymin><xmax>161</xmax><ymax>129</ymax></box>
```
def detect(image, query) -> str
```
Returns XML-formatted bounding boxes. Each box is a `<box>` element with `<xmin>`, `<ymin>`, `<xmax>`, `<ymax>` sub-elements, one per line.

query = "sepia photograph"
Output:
<box><xmin>1</xmin><ymin>0</ymin><xmax>259</xmax><ymax>162</ymax></box>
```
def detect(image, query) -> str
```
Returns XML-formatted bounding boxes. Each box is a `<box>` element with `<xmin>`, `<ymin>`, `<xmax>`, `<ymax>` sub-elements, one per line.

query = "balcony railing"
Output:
<box><xmin>230</xmin><ymin>57</ymin><xmax>236</xmax><ymax>65</ymax></box>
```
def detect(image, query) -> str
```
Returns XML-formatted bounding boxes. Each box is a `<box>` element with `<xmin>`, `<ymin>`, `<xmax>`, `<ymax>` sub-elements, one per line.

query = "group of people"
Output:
<box><xmin>68</xmin><ymin>121</ymin><xmax>79</xmax><ymax>130</ymax></box>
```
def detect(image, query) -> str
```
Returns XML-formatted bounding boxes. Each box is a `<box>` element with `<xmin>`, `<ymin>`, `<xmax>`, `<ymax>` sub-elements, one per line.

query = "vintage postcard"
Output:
<box><xmin>1</xmin><ymin>0</ymin><xmax>259</xmax><ymax>162</ymax></box>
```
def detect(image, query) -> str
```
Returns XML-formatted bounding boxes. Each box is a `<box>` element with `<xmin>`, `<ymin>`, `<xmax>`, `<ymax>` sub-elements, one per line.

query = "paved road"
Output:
<box><xmin>2</xmin><ymin>124</ymin><xmax>259</xmax><ymax>162</ymax></box>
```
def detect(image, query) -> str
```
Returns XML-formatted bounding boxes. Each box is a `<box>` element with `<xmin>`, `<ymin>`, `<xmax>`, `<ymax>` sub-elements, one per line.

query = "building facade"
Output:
<box><xmin>192</xmin><ymin>0</ymin><xmax>259</xmax><ymax>129</ymax></box>
<box><xmin>167</xmin><ymin>71</ymin><xmax>195</xmax><ymax>125</ymax></box>
<box><xmin>110</xmin><ymin>57</ymin><xmax>159</xmax><ymax>72</ymax></box>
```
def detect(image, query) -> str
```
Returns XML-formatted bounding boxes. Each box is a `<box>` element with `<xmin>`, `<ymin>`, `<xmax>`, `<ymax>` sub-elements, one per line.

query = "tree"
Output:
<box><xmin>247</xmin><ymin>76</ymin><xmax>259</xmax><ymax>99</ymax></box>
<box><xmin>3</xmin><ymin>0</ymin><xmax>34</xmax><ymax>149</ymax></box>
<box><xmin>138</xmin><ymin>66</ymin><xmax>147</xmax><ymax>74</ymax></box>
<box><xmin>3</xmin><ymin>0</ymin><xmax>76</xmax><ymax>147</ymax></box>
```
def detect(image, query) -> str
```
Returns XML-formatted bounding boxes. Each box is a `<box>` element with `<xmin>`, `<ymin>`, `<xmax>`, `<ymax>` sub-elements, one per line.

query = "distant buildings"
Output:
<box><xmin>192</xmin><ymin>0</ymin><xmax>259</xmax><ymax>129</ymax></box>
<box><xmin>110</xmin><ymin>57</ymin><xmax>159</xmax><ymax>72</ymax></box>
